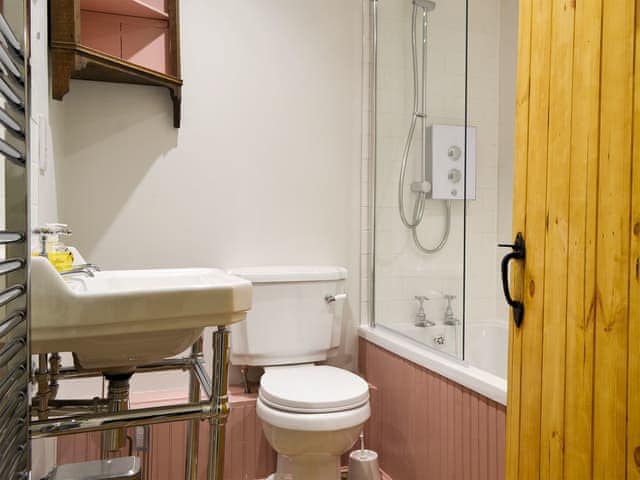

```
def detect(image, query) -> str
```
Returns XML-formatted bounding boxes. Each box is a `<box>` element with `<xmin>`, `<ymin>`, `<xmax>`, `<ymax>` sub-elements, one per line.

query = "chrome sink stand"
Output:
<box><xmin>30</xmin><ymin>327</ymin><xmax>231</xmax><ymax>480</ymax></box>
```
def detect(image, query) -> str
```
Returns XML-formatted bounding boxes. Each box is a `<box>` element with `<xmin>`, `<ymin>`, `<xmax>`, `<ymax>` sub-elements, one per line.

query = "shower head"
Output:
<box><xmin>413</xmin><ymin>0</ymin><xmax>436</xmax><ymax>11</ymax></box>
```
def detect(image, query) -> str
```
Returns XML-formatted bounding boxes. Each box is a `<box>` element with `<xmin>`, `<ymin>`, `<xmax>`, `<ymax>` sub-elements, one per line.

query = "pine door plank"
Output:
<box><xmin>563</xmin><ymin>0</ymin><xmax>602</xmax><ymax>478</ymax></box>
<box><xmin>627</xmin><ymin>4</ymin><xmax>640</xmax><ymax>476</ymax></box>
<box><xmin>593</xmin><ymin>0</ymin><xmax>635</xmax><ymax>477</ymax></box>
<box><xmin>517</xmin><ymin>0</ymin><xmax>554</xmax><ymax>477</ymax></box>
<box><xmin>539</xmin><ymin>0</ymin><xmax>575</xmax><ymax>477</ymax></box>
<box><xmin>505</xmin><ymin>0</ymin><xmax>532</xmax><ymax>474</ymax></box>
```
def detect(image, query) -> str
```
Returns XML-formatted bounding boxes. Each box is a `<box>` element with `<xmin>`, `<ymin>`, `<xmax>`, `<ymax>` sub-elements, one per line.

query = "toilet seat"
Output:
<box><xmin>259</xmin><ymin>365</ymin><xmax>370</xmax><ymax>414</ymax></box>
<box><xmin>256</xmin><ymin>397</ymin><xmax>371</xmax><ymax>432</ymax></box>
<box><xmin>257</xmin><ymin>365</ymin><xmax>371</xmax><ymax>432</ymax></box>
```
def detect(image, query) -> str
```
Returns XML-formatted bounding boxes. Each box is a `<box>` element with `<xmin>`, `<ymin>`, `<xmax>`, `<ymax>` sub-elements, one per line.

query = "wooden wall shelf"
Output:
<box><xmin>81</xmin><ymin>0</ymin><xmax>168</xmax><ymax>20</ymax></box>
<box><xmin>50</xmin><ymin>0</ymin><xmax>183</xmax><ymax>127</ymax></box>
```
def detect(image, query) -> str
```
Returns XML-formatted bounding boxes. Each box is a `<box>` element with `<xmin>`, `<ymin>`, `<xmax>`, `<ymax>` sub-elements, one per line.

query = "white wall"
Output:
<box><xmin>31</xmin><ymin>0</ymin><xmax>58</xmax><ymax>229</ymax></box>
<box><xmin>29</xmin><ymin>0</ymin><xmax>58</xmax><ymax>475</ymax></box>
<box><xmin>45</xmin><ymin>0</ymin><xmax>363</xmax><ymax>390</ymax></box>
<box><xmin>31</xmin><ymin>0</ymin><xmax>363</xmax><ymax>474</ymax></box>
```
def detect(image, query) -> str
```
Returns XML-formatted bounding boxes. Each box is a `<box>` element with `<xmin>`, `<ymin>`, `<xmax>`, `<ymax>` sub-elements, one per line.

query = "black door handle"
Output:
<box><xmin>498</xmin><ymin>232</ymin><xmax>525</xmax><ymax>328</ymax></box>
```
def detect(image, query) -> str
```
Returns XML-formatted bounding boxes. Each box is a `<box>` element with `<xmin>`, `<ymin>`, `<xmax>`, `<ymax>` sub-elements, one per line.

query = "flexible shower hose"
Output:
<box><xmin>397</xmin><ymin>4</ymin><xmax>451</xmax><ymax>254</ymax></box>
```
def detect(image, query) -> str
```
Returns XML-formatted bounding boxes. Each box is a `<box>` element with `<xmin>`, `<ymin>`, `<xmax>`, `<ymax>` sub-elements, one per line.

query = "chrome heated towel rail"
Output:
<box><xmin>0</xmin><ymin>2</ymin><xmax>30</xmax><ymax>478</ymax></box>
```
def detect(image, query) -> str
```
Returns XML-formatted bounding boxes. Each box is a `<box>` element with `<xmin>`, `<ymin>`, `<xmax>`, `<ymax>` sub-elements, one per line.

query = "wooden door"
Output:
<box><xmin>506</xmin><ymin>0</ymin><xmax>640</xmax><ymax>478</ymax></box>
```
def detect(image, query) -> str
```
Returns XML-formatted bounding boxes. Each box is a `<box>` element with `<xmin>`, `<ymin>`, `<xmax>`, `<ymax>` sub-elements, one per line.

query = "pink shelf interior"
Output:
<box><xmin>80</xmin><ymin>5</ymin><xmax>172</xmax><ymax>76</ymax></box>
<box><xmin>81</xmin><ymin>0</ymin><xmax>168</xmax><ymax>20</ymax></box>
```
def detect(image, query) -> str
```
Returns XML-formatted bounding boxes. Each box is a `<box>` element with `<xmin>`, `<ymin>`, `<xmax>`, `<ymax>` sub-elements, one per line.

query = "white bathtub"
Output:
<box><xmin>359</xmin><ymin>323</ymin><xmax>507</xmax><ymax>405</ymax></box>
<box><xmin>465</xmin><ymin>322</ymin><xmax>508</xmax><ymax>380</ymax></box>
<box><xmin>379</xmin><ymin>322</ymin><xmax>462</xmax><ymax>357</ymax></box>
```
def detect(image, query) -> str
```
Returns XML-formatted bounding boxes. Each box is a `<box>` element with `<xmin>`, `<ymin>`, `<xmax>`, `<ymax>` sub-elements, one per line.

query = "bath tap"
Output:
<box><xmin>74</xmin><ymin>263</ymin><xmax>101</xmax><ymax>273</ymax></box>
<box><xmin>414</xmin><ymin>296</ymin><xmax>435</xmax><ymax>327</ymax></box>
<box><xmin>60</xmin><ymin>267</ymin><xmax>95</xmax><ymax>278</ymax></box>
<box><xmin>59</xmin><ymin>264</ymin><xmax>101</xmax><ymax>278</ymax></box>
<box><xmin>443</xmin><ymin>294</ymin><xmax>459</xmax><ymax>325</ymax></box>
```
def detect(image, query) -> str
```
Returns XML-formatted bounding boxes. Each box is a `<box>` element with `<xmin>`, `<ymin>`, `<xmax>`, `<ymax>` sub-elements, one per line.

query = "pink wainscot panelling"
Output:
<box><xmin>358</xmin><ymin>338</ymin><xmax>506</xmax><ymax>480</ymax></box>
<box><xmin>339</xmin><ymin>467</ymin><xmax>393</xmax><ymax>480</ymax></box>
<box><xmin>56</xmin><ymin>387</ymin><xmax>276</xmax><ymax>480</ymax></box>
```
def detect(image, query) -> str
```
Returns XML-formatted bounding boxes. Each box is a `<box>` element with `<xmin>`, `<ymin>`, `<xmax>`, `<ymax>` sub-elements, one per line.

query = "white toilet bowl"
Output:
<box><xmin>256</xmin><ymin>365</ymin><xmax>371</xmax><ymax>480</ymax></box>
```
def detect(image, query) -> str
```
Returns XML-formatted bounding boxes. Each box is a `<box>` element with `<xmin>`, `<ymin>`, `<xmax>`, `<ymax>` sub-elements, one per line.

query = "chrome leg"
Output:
<box><xmin>143</xmin><ymin>425</ymin><xmax>152</xmax><ymax>480</ymax></box>
<box><xmin>36</xmin><ymin>353</ymin><xmax>50</xmax><ymax>420</ymax></box>
<box><xmin>240</xmin><ymin>365</ymin><xmax>250</xmax><ymax>394</ymax></box>
<box><xmin>185</xmin><ymin>338</ymin><xmax>203</xmax><ymax>480</ymax></box>
<box><xmin>207</xmin><ymin>327</ymin><xmax>230</xmax><ymax>480</ymax></box>
<box><xmin>102</xmin><ymin>374</ymin><xmax>133</xmax><ymax>456</ymax></box>
<box><xmin>48</xmin><ymin>352</ymin><xmax>61</xmax><ymax>400</ymax></box>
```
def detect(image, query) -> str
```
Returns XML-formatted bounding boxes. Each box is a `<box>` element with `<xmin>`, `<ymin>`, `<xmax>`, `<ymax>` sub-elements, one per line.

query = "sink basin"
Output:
<box><xmin>31</xmin><ymin>257</ymin><xmax>252</xmax><ymax>371</ymax></box>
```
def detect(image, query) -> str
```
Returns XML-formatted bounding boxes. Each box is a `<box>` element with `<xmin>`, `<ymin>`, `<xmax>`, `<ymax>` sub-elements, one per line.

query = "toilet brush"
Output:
<box><xmin>348</xmin><ymin>433</ymin><xmax>380</xmax><ymax>480</ymax></box>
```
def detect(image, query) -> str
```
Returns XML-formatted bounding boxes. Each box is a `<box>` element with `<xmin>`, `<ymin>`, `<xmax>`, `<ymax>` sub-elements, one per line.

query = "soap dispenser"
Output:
<box><xmin>33</xmin><ymin>224</ymin><xmax>74</xmax><ymax>272</ymax></box>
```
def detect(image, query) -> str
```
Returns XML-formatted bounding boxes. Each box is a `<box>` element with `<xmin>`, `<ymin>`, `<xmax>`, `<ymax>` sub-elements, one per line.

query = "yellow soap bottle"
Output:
<box><xmin>47</xmin><ymin>249</ymin><xmax>74</xmax><ymax>272</ymax></box>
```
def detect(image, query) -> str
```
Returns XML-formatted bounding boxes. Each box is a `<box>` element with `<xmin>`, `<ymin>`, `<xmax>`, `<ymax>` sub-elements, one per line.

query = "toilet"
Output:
<box><xmin>228</xmin><ymin>266</ymin><xmax>370</xmax><ymax>480</ymax></box>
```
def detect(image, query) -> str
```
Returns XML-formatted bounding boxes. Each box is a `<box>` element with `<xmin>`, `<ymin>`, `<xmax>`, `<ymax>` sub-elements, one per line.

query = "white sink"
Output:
<box><xmin>31</xmin><ymin>257</ymin><xmax>252</xmax><ymax>371</ymax></box>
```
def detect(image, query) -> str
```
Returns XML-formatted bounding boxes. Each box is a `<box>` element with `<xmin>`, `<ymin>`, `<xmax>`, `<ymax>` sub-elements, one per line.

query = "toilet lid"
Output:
<box><xmin>259</xmin><ymin>365</ymin><xmax>370</xmax><ymax>413</ymax></box>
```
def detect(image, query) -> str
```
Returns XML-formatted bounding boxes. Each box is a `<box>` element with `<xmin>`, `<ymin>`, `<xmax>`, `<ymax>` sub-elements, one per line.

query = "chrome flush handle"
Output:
<box><xmin>325</xmin><ymin>294</ymin><xmax>347</xmax><ymax>304</ymax></box>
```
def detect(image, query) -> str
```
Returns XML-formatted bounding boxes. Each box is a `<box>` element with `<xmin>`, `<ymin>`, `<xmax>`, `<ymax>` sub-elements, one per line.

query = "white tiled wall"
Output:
<box><xmin>466</xmin><ymin>0</ymin><xmax>501</xmax><ymax>325</ymax></box>
<box><xmin>496</xmin><ymin>0</ymin><xmax>518</xmax><ymax>321</ymax></box>
<box><xmin>361</xmin><ymin>0</ymin><xmax>518</xmax><ymax>340</ymax></box>
<box><xmin>360</xmin><ymin>0</ymin><xmax>372</xmax><ymax>326</ymax></box>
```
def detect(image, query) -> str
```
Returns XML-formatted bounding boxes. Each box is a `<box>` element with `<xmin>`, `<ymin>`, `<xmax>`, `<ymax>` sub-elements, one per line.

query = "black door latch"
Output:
<box><xmin>498</xmin><ymin>232</ymin><xmax>526</xmax><ymax>328</ymax></box>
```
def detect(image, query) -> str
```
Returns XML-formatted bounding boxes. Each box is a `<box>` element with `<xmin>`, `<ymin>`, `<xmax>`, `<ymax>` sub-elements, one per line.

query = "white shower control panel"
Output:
<box><xmin>425</xmin><ymin>124</ymin><xmax>476</xmax><ymax>200</ymax></box>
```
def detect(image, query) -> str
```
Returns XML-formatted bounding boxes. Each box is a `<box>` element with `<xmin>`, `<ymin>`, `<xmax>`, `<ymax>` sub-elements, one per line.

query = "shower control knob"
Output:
<box><xmin>448</xmin><ymin>145</ymin><xmax>462</xmax><ymax>160</ymax></box>
<box><xmin>448</xmin><ymin>168</ymin><xmax>462</xmax><ymax>184</ymax></box>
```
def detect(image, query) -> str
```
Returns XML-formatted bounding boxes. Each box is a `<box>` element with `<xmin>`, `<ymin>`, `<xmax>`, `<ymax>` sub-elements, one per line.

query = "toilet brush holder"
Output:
<box><xmin>348</xmin><ymin>449</ymin><xmax>380</xmax><ymax>480</ymax></box>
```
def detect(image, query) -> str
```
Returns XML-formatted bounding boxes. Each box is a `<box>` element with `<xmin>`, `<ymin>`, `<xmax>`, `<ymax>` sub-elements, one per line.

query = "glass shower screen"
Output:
<box><xmin>372</xmin><ymin>0</ymin><xmax>468</xmax><ymax>360</ymax></box>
